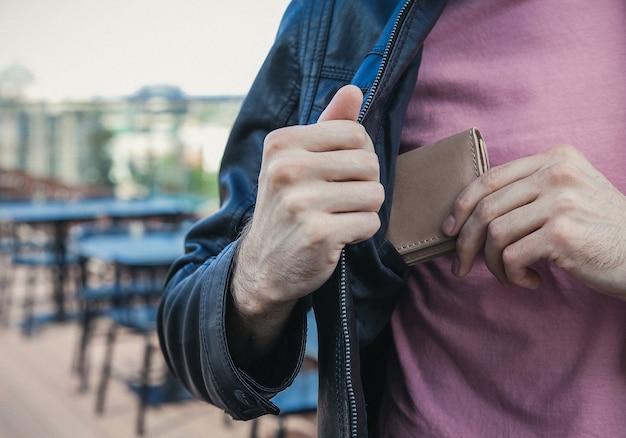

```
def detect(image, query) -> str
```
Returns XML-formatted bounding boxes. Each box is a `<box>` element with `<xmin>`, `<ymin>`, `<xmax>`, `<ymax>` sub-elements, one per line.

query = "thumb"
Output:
<box><xmin>318</xmin><ymin>85</ymin><xmax>364</xmax><ymax>123</ymax></box>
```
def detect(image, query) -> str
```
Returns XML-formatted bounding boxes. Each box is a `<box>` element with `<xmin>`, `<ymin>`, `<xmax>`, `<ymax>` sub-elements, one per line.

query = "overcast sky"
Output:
<box><xmin>0</xmin><ymin>0</ymin><xmax>291</xmax><ymax>100</ymax></box>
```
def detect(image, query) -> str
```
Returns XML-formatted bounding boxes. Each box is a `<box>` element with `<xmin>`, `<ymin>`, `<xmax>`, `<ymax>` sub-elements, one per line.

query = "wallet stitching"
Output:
<box><xmin>469</xmin><ymin>129</ymin><xmax>480</xmax><ymax>178</ymax></box>
<box><xmin>397</xmin><ymin>236</ymin><xmax>441</xmax><ymax>251</ymax></box>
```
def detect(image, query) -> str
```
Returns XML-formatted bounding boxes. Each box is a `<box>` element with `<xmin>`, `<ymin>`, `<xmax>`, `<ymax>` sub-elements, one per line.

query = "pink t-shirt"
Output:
<box><xmin>380</xmin><ymin>0</ymin><xmax>626</xmax><ymax>436</ymax></box>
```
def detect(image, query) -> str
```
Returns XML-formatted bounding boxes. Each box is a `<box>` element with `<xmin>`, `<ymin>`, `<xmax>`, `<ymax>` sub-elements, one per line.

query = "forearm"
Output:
<box><xmin>226</xmin><ymin>219</ymin><xmax>303</xmax><ymax>373</ymax></box>
<box><xmin>226</xmin><ymin>274</ymin><xmax>298</xmax><ymax>373</ymax></box>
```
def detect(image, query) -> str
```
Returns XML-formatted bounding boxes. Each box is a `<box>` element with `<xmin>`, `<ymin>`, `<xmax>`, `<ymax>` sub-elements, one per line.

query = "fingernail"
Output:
<box><xmin>442</xmin><ymin>214</ymin><xmax>456</xmax><ymax>236</ymax></box>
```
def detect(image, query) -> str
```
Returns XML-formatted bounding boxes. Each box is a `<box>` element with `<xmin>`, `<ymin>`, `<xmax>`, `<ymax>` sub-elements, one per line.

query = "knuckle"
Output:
<box><xmin>331</xmin><ymin>122</ymin><xmax>363</xmax><ymax>147</ymax></box>
<box><xmin>544</xmin><ymin>161</ymin><xmax>579</xmax><ymax>186</ymax></box>
<box><xmin>350</xmin><ymin>123</ymin><xmax>370</xmax><ymax>148</ymax></box>
<box><xmin>474</xmin><ymin>196</ymin><xmax>497</xmax><ymax>223</ymax></box>
<box><xmin>282</xmin><ymin>191</ymin><xmax>309</xmax><ymax>219</ymax></box>
<box><xmin>335</xmin><ymin>123</ymin><xmax>372</xmax><ymax>153</ymax></box>
<box><xmin>354</xmin><ymin>212</ymin><xmax>381</xmax><ymax>243</ymax></box>
<box><xmin>548</xmin><ymin>143</ymin><xmax>580</xmax><ymax>160</ymax></box>
<box><xmin>486</xmin><ymin>218</ymin><xmax>506</xmax><ymax>245</ymax></box>
<box><xmin>263</xmin><ymin>129</ymin><xmax>288</xmax><ymax>155</ymax></box>
<box><xmin>480</xmin><ymin>166</ymin><xmax>505</xmax><ymax>192</ymax></box>
<box><xmin>368</xmin><ymin>182</ymin><xmax>385</xmax><ymax>210</ymax></box>
<box><xmin>266</xmin><ymin>159</ymin><xmax>299</xmax><ymax>188</ymax></box>
<box><xmin>361</xmin><ymin>150</ymin><xmax>380</xmax><ymax>178</ymax></box>
<box><xmin>265</xmin><ymin>151</ymin><xmax>312</xmax><ymax>189</ymax></box>
<box><xmin>501</xmin><ymin>245</ymin><xmax>519</xmax><ymax>267</ymax></box>
<box><xmin>368</xmin><ymin>213</ymin><xmax>382</xmax><ymax>235</ymax></box>
<box><xmin>355</xmin><ymin>182</ymin><xmax>385</xmax><ymax>213</ymax></box>
<box><xmin>454</xmin><ymin>191</ymin><xmax>475</xmax><ymax>216</ymax></box>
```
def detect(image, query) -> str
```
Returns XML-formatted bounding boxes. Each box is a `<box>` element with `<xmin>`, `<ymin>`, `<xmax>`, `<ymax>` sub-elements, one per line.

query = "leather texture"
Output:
<box><xmin>387</xmin><ymin>128</ymin><xmax>489</xmax><ymax>264</ymax></box>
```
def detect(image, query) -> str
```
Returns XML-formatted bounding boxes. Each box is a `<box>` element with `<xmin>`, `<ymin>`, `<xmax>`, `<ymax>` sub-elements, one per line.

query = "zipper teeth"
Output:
<box><xmin>357</xmin><ymin>0</ymin><xmax>414</xmax><ymax>125</ymax></box>
<box><xmin>344</xmin><ymin>1</ymin><xmax>414</xmax><ymax>436</ymax></box>
<box><xmin>339</xmin><ymin>250</ymin><xmax>357</xmax><ymax>437</ymax></box>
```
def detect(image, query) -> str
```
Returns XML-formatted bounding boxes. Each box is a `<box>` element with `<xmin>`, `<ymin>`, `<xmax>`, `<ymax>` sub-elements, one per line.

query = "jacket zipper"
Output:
<box><xmin>343</xmin><ymin>1</ymin><xmax>415</xmax><ymax>436</ymax></box>
<box><xmin>357</xmin><ymin>0</ymin><xmax>415</xmax><ymax>124</ymax></box>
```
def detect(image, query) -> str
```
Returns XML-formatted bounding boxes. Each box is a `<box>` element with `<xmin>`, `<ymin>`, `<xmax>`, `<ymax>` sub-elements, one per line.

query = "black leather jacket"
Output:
<box><xmin>158</xmin><ymin>0</ymin><xmax>448</xmax><ymax>436</ymax></box>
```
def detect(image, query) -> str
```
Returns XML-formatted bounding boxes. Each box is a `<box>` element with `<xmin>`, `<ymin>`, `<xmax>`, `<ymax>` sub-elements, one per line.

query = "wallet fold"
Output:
<box><xmin>386</xmin><ymin>128</ymin><xmax>489</xmax><ymax>265</ymax></box>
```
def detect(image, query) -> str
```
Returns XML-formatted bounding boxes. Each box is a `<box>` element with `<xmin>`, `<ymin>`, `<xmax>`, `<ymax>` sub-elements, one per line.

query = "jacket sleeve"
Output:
<box><xmin>156</xmin><ymin>1</ymin><xmax>309</xmax><ymax>420</ymax></box>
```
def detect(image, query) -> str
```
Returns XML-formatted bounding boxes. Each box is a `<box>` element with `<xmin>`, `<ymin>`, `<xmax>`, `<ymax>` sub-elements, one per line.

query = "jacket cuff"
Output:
<box><xmin>199</xmin><ymin>241</ymin><xmax>307</xmax><ymax>419</ymax></box>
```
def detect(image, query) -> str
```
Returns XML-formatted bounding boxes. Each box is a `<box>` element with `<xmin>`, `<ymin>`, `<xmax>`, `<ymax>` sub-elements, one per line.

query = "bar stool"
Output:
<box><xmin>94</xmin><ymin>305</ymin><xmax>191</xmax><ymax>435</ymax></box>
<box><xmin>69</xmin><ymin>224</ymin><xmax>169</xmax><ymax>391</ymax></box>
<box><xmin>7</xmin><ymin>223</ymin><xmax>79</xmax><ymax>335</ymax></box>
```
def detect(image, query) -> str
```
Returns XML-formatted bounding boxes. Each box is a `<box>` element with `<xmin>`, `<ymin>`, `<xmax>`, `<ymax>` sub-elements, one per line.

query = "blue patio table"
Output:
<box><xmin>72</xmin><ymin>229</ymin><xmax>186</xmax><ymax>391</ymax></box>
<box><xmin>0</xmin><ymin>197</ymin><xmax>194</xmax><ymax>326</ymax></box>
<box><xmin>74</xmin><ymin>229</ymin><xmax>186</xmax><ymax>268</ymax></box>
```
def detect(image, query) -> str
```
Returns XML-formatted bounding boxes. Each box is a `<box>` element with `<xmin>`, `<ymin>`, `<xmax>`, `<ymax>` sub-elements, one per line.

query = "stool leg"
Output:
<box><xmin>95</xmin><ymin>322</ymin><xmax>117</xmax><ymax>414</ymax></box>
<box><xmin>71</xmin><ymin>257</ymin><xmax>91</xmax><ymax>385</ymax></box>
<box><xmin>76</xmin><ymin>301</ymin><xmax>97</xmax><ymax>392</ymax></box>
<box><xmin>136</xmin><ymin>333</ymin><xmax>153</xmax><ymax>436</ymax></box>
<box><xmin>0</xmin><ymin>260</ymin><xmax>12</xmax><ymax>327</ymax></box>
<box><xmin>21</xmin><ymin>266</ymin><xmax>38</xmax><ymax>336</ymax></box>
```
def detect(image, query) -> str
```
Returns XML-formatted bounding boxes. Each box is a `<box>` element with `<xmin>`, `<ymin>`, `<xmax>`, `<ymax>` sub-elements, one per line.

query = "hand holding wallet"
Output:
<box><xmin>386</xmin><ymin>128</ymin><xmax>490</xmax><ymax>265</ymax></box>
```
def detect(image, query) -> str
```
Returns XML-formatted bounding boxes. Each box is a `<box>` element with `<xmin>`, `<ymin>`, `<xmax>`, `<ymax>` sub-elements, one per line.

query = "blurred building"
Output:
<box><xmin>0</xmin><ymin>66</ymin><xmax>243</xmax><ymax>201</ymax></box>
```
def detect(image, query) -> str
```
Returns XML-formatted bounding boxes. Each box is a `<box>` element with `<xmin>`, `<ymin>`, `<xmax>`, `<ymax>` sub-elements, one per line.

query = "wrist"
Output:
<box><xmin>228</xmin><ymin>255</ymin><xmax>296</xmax><ymax>367</ymax></box>
<box><xmin>232</xmin><ymin>234</ymin><xmax>296</xmax><ymax>321</ymax></box>
<box><xmin>231</xmin><ymin>268</ymin><xmax>294</xmax><ymax>320</ymax></box>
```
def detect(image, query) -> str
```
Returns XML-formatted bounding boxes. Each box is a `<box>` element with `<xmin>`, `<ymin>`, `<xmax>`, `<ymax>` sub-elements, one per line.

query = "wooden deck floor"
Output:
<box><xmin>0</xmin><ymin>267</ymin><xmax>316</xmax><ymax>438</ymax></box>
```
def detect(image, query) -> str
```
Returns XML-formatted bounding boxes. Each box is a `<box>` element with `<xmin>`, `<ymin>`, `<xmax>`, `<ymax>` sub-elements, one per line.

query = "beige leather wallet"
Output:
<box><xmin>387</xmin><ymin>128</ymin><xmax>490</xmax><ymax>265</ymax></box>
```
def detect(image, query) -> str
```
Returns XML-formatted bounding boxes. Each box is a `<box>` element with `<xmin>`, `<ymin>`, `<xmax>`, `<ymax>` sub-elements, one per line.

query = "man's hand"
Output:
<box><xmin>232</xmin><ymin>85</ymin><xmax>384</xmax><ymax>322</ymax></box>
<box><xmin>442</xmin><ymin>144</ymin><xmax>626</xmax><ymax>298</ymax></box>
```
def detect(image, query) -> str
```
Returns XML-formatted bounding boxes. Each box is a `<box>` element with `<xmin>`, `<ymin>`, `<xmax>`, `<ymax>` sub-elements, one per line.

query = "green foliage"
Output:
<box><xmin>188</xmin><ymin>167</ymin><xmax>219</xmax><ymax>199</ymax></box>
<box><xmin>137</xmin><ymin>150</ymin><xmax>219</xmax><ymax>201</ymax></box>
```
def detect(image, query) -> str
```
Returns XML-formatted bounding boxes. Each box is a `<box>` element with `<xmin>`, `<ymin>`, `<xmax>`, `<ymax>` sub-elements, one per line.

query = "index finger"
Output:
<box><xmin>264</xmin><ymin>121</ymin><xmax>374</xmax><ymax>154</ymax></box>
<box><xmin>442</xmin><ymin>152</ymin><xmax>545</xmax><ymax>237</ymax></box>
